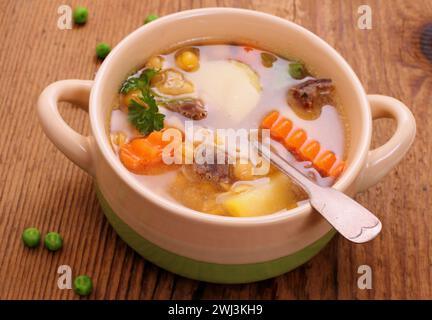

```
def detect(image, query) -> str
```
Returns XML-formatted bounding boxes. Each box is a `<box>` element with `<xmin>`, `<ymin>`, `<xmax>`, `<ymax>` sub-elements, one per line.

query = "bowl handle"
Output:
<box><xmin>356</xmin><ymin>94</ymin><xmax>416</xmax><ymax>192</ymax></box>
<box><xmin>37</xmin><ymin>80</ymin><xmax>94</xmax><ymax>176</ymax></box>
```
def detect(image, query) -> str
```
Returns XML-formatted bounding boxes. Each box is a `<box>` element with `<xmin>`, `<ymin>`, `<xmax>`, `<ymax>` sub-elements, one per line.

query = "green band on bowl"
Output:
<box><xmin>96</xmin><ymin>187</ymin><xmax>335</xmax><ymax>284</ymax></box>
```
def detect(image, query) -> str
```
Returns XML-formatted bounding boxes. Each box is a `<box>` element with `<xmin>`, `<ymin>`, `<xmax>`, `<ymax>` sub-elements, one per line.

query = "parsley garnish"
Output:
<box><xmin>120</xmin><ymin>69</ymin><xmax>165</xmax><ymax>135</ymax></box>
<box><xmin>120</xmin><ymin>68</ymin><xmax>158</xmax><ymax>94</ymax></box>
<box><xmin>128</xmin><ymin>99</ymin><xmax>164</xmax><ymax>135</ymax></box>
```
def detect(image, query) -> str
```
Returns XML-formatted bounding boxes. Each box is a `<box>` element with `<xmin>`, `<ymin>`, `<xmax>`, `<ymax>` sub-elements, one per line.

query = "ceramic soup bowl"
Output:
<box><xmin>37</xmin><ymin>8</ymin><xmax>416</xmax><ymax>283</ymax></box>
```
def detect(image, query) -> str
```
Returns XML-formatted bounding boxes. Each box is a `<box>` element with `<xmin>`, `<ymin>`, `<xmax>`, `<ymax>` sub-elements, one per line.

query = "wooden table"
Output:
<box><xmin>0</xmin><ymin>0</ymin><xmax>430</xmax><ymax>300</ymax></box>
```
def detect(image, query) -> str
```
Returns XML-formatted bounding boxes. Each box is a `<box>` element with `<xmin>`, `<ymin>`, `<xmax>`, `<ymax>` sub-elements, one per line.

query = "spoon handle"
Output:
<box><xmin>256</xmin><ymin>142</ymin><xmax>382</xmax><ymax>243</ymax></box>
<box><xmin>308</xmin><ymin>187</ymin><xmax>382</xmax><ymax>243</ymax></box>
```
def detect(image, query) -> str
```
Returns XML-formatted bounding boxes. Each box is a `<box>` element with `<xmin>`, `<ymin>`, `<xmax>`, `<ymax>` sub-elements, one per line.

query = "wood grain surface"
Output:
<box><xmin>0</xmin><ymin>0</ymin><xmax>430</xmax><ymax>300</ymax></box>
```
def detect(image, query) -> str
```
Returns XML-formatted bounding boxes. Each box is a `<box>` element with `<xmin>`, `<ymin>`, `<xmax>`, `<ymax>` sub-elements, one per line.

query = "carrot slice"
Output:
<box><xmin>119</xmin><ymin>148</ymin><xmax>142</xmax><ymax>172</ymax></box>
<box><xmin>146</xmin><ymin>130</ymin><xmax>174</xmax><ymax>148</ymax></box>
<box><xmin>261</xmin><ymin>111</ymin><xmax>344</xmax><ymax>178</ymax></box>
<box><xmin>284</xmin><ymin>129</ymin><xmax>307</xmax><ymax>151</ymax></box>
<box><xmin>330</xmin><ymin>161</ymin><xmax>346</xmax><ymax>178</ymax></box>
<box><xmin>261</xmin><ymin>111</ymin><xmax>280</xmax><ymax>129</ymax></box>
<box><xmin>148</xmin><ymin>128</ymin><xmax>183</xmax><ymax>150</ymax></box>
<box><xmin>119</xmin><ymin>138</ymin><xmax>162</xmax><ymax>173</ymax></box>
<box><xmin>271</xmin><ymin>119</ymin><xmax>293</xmax><ymax>140</ymax></box>
<box><xmin>300</xmin><ymin>140</ymin><xmax>320</xmax><ymax>161</ymax></box>
<box><xmin>146</xmin><ymin>130</ymin><xmax>164</xmax><ymax>145</ymax></box>
<box><xmin>119</xmin><ymin>126</ymin><xmax>186</xmax><ymax>174</ymax></box>
<box><xmin>314</xmin><ymin>151</ymin><xmax>337</xmax><ymax>176</ymax></box>
<box><xmin>132</xmin><ymin>138</ymin><xmax>161</xmax><ymax>159</ymax></box>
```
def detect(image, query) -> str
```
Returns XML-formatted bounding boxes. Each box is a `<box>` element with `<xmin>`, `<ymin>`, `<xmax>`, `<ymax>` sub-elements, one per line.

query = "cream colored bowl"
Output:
<box><xmin>37</xmin><ymin>8</ymin><xmax>416</xmax><ymax>283</ymax></box>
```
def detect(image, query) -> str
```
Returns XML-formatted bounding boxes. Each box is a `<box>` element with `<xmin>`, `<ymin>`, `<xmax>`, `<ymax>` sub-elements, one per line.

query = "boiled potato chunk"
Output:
<box><xmin>222</xmin><ymin>173</ymin><xmax>300</xmax><ymax>217</ymax></box>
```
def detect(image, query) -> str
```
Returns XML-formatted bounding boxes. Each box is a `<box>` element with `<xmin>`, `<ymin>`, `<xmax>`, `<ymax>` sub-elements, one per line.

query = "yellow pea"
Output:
<box><xmin>145</xmin><ymin>55</ymin><xmax>164</xmax><ymax>70</ymax></box>
<box><xmin>175</xmin><ymin>48</ymin><xmax>199</xmax><ymax>72</ymax></box>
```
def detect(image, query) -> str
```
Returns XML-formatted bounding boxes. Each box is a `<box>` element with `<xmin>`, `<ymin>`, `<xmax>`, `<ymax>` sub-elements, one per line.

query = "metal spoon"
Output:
<box><xmin>254</xmin><ymin>142</ymin><xmax>382</xmax><ymax>243</ymax></box>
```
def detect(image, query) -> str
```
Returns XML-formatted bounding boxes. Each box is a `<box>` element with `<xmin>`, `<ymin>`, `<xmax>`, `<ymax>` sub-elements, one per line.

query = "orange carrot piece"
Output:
<box><xmin>132</xmin><ymin>139</ymin><xmax>161</xmax><ymax>159</ymax></box>
<box><xmin>147</xmin><ymin>128</ymin><xmax>183</xmax><ymax>150</ymax></box>
<box><xmin>314</xmin><ymin>151</ymin><xmax>337</xmax><ymax>176</ymax></box>
<box><xmin>284</xmin><ymin>129</ymin><xmax>307</xmax><ymax>151</ymax></box>
<box><xmin>262</xmin><ymin>111</ymin><xmax>343</xmax><ymax>177</ymax></box>
<box><xmin>119</xmin><ymin>147</ymin><xmax>142</xmax><ymax>172</ymax></box>
<box><xmin>271</xmin><ymin>119</ymin><xmax>293</xmax><ymax>140</ymax></box>
<box><xmin>261</xmin><ymin>111</ymin><xmax>280</xmax><ymax>129</ymax></box>
<box><xmin>146</xmin><ymin>130</ymin><xmax>175</xmax><ymax>148</ymax></box>
<box><xmin>330</xmin><ymin>161</ymin><xmax>346</xmax><ymax>178</ymax></box>
<box><xmin>119</xmin><ymin>138</ymin><xmax>162</xmax><ymax>173</ymax></box>
<box><xmin>300</xmin><ymin>140</ymin><xmax>320</xmax><ymax>161</ymax></box>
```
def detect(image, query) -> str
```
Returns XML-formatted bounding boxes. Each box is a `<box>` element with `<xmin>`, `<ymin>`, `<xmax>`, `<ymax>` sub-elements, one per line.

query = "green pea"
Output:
<box><xmin>144</xmin><ymin>14</ymin><xmax>159</xmax><ymax>24</ymax></box>
<box><xmin>73</xmin><ymin>275</ymin><xmax>93</xmax><ymax>296</ymax></box>
<box><xmin>22</xmin><ymin>227</ymin><xmax>41</xmax><ymax>248</ymax></box>
<box><xmin>44</xmin><ymin>232</ymin><xmax>63</xmax><ymax>251</ymax></box>
<box><xmin>73</xmin><ymin>6</ymin><xmax>88</xmax><ymax>25</ymax></box>
<box><xmin>289</xmin><ymin>62</ymin><xmax>307</xmax><ymax>80</ymax></box>
<box><xmin>96</xmin><ymin>42</ymin><xmax>111</xmax><ymax>59</ymax></box>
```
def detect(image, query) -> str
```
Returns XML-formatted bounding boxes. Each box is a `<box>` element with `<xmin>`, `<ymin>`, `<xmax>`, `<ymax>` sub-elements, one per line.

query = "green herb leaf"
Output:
<box><xmin>121</xmin><ymin>68</ymin><xmax>165</xmax><ymax>135</ymax></box>
<box><xmin>120</xmin><ymin>68</ymin><xmax>158</xmax><ymax>94</ymax></box>
<box><xmin>128</xmin><ymin>98</ymin><xmax>165</xmax><ymax>135</ymax></box>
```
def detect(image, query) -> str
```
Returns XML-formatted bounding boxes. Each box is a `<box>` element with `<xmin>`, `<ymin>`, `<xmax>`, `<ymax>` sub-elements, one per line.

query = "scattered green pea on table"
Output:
<box><xmin>21</xmin><ymin>13</ymin><xmax>159</xmax><ymax>296</ymax></box>
<box><xmin>96</xmin><ymin>42</ymin><xmax>111</xmax><ymax>60</ymax></box>
<box><xmin>73</xmin><ymin>6</ymin><xmax>89</xmax><ymax>25</ymax></box>
<box><xmin>44</xmin><ymin>232</ymin><xmax>63</xmax><ymax>251</ymax></box>
<box><xmin>144</xmin><ymin>14</ymin><xmax>159</xmax><ymax>24</ymax></box>
<box><xmin>22</xmin><ymin>227</ymin><xmax>41</xmax><ymax>248</ymax></box>
<box><xmin>73</xmin><ymin>275</ymin><xmax>93</xmax><ymax>296</ymax></box>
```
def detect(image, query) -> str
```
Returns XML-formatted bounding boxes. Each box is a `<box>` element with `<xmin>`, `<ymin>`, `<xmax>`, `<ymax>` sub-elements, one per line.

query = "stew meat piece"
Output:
<box><xmin>192</xmin><ymin>151</ymin><xmax>232</xmax><ymax>183</ymax></box>
<box><xmin>163</xmin><ymin>98</ymin><xmax>207</xmax><ymax>120</ymax></box>
<box><xmin>289</xmin><ymin>78</ymin><xmax>334</xmax><ymax>111</ymax></box>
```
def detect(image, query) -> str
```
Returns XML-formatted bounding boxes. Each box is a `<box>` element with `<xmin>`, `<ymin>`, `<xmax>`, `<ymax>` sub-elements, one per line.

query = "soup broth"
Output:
<box><xmin>109</xmin><ymin>43</ymin><xmax>348</xmax><ymax>217</ymax></box>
